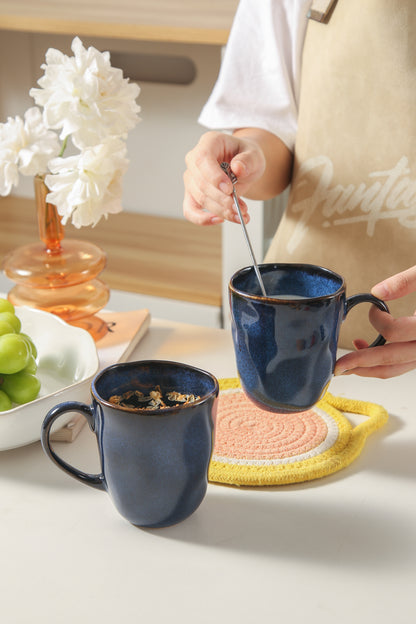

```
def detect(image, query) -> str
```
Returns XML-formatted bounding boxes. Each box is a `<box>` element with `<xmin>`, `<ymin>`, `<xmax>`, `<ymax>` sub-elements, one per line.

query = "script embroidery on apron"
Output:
<box><xmin>286</xmin><ymin>155</ymin><xmax>416</xmax><ymax>254</ymax></box>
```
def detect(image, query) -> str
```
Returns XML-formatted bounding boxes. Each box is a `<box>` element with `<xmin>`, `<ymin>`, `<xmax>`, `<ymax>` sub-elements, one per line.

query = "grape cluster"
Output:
<box><xmin>0</xmin><ymin>298</ymin><xmax>41</xmax><ymax>411</ymax></box>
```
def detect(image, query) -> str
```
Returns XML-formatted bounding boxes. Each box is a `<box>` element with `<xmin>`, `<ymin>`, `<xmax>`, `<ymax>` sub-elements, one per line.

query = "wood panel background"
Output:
<box><xmin>0</xmin><ymin>196</ymin><xmax>222</xmax><ymax>307</ymax></box>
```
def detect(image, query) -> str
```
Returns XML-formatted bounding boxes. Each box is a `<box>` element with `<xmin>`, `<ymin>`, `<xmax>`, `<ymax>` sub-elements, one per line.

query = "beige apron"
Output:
<box><xmin>265</xmin><ymin>0</ymin><xmax>416</xmax><ymax>347</ymax></box>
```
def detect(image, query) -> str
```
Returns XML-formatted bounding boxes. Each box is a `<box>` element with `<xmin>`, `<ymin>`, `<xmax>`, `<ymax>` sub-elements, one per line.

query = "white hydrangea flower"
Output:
<box><xmin>1</xmin><ymin>37</ymin><xmax>140</xmax><ymax>227</ymax></box>
<box><xmin>45</xmin><ymin>138</ymin><xmax>129</xmax><ymax>227</ymax></box>
<box><xmin>18</xmin><ymin>107</ymin><xmax>61</xmax><ymax>175</ymax></box>
<box><xmin>0</xmin><ymin>114</ymin><xmax>21</xmax><ymax>194</ymax></box>
<box><xmin>30</xmin><ymin>37</ymin><xmax>141</xmax><ymax>149</ymax></box>
<box><xmin>0</xmin><ymin>146</ymin><xmax>19</xmax><ymax>196</ymax></box>
<box><xmin>0</xmin><ymin>107</ymin><xmax>60</xmax><ymax>195</ymax></box>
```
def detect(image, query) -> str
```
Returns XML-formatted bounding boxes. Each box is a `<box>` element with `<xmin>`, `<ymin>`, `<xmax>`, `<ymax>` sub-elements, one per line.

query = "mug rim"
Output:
<box><xmin>229</xmin><ymin>262</ymin><xmax>346</xmax><ymax>302</ymax></box>
<box><xmin>91</xmin><ymin>359</ymin><xmax>219</xmax><ymax>414</ymax></box>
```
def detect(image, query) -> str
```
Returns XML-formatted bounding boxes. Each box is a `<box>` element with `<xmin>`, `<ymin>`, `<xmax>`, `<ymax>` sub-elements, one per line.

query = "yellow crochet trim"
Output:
<box><xmin>208</xmin><ymin>378</ymin><xmax>389</xmax><ymax>487</ymax></box>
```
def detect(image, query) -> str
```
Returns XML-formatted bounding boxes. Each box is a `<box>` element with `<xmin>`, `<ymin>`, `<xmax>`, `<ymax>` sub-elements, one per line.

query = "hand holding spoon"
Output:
<box><xmin>220</xmin><ymin>162</ymin><xmax>267</xmax><ymax>296</ymax></box>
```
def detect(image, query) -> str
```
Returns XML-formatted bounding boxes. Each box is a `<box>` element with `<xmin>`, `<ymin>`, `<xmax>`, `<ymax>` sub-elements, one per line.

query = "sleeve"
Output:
<box><xmin>198</xmin><ymin>0</ymin><xmax>312</xmax><ymax>152</ymax></box>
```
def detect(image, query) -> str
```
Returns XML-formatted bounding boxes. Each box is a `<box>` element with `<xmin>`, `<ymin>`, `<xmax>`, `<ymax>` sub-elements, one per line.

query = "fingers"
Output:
<box><xmin>336</xmin><ymin>360</ymin><xmax>416</xmax><ymax>379</ymax></box>
<box><xmin>183</xmin><ymin>130</ymin><xmax>264</xmax><ymax>226</ymax></box>
<box><xmin>230</xmin><ymin>148</ymin><xmax>266</xmax><ymax>188</ymax></box>
<box><xmin>186</xmin><ymin>133</ymin><xmax>233</xmax><ymax>193</ymax></box>
<box><xmin>334</xmin><ymin>340</ymin><xmax>416</xmax><ymax>378</ymax></box>
<box><xmin>183</xmin><ymin>188</ymin><xmax>224</xmax><ymax>226</ymax></box>
<box><xmin>183</xmin><ymin>168</ymin><xmax>249</xmax><ymax>225</ymax></box>
<box><xmin>346</xmin><ymin>266</ymin><xmax>416</xmax><ymax>377</ymax></box>
<box><xmin>368</xmin><ymin>306</ymin><xmax>416</xmax><ymax>343</ymax></box>
<box><xmin>334</xmin><ymin>305</ymin><xmax>416</xmax><ymax>379</ymax></box>
<box><xmin>189</xmin><ymin>131</ymin><xmax>264</xmax><ymax>191</ymax></box>
<box><xmin>371</xmin><ymin>264</ymin><xmax>416</xmax><ymax>300</ymax></box>
<box><xmin>352</xmin><ymin>338</ymin><xmax>369</xmax><ymax>350</ymax></box>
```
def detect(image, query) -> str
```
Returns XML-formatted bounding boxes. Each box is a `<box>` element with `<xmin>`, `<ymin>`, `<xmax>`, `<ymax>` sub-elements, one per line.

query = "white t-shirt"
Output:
<box><xmin>199</xmin><ymin>0</ymin><xmax>313</xmax><ymax>153</ymax></box>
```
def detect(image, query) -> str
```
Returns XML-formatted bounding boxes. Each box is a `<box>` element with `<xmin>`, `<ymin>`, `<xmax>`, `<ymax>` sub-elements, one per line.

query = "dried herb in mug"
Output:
<box><xmin>108</xmin><ymin>385</ymin><xmax>200</xmax><ymax>410</ymax></box>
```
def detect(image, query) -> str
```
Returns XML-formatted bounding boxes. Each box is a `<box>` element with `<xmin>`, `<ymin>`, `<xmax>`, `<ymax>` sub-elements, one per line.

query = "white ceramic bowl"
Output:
<box><xmin>0</xmin><ymin>306</ymin><xmax>99</xmax><ymax>451</ymax></box>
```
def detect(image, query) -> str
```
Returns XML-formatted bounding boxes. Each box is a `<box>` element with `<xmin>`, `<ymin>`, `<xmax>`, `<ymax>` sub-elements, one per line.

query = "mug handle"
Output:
<box><xmin>41</xmin><ymin>401</ymin><xmax>105</xmax><ymax>491</ymax></box>
<box><xmin>345</xmin><ymin>294</ymin><xmax>390</xmax><ymax>347</ymax></box>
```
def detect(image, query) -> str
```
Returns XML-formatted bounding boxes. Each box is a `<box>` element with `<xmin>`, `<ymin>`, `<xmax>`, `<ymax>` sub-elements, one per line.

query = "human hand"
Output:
<box><xmin>183</xmin><ymin>130</ymin><xmax>266</xmax><ymax>226</ymax></box>
<box><xmin>334</xmin><ymin>265</ymin><xmax>416</xmax><ymax>378</ymax></box>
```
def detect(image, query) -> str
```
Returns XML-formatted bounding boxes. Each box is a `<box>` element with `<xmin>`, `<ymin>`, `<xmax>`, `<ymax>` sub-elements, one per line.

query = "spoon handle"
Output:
<box><xmin>220</xmin><ymin>162</ymin><xmax>267</xmax><ymax>296</ymax></box>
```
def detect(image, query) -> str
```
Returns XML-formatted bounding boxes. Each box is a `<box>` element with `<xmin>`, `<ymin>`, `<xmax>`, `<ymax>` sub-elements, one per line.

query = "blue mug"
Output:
<box><xmin>41</xmin><ymin>360</ymin><xmax>219</xmax><ymax>528</ymax></box>
<box><xmin>229</xmin><ymin>263</ymin><xmax>389</xmax><ymax>413</ymax></box>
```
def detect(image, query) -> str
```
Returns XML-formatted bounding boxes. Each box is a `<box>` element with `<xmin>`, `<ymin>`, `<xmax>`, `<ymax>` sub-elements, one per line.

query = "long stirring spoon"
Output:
<box><xmin>220</xmin><ymin>162</ymin><xmax>267</xmax><ymax>296</ymax></box>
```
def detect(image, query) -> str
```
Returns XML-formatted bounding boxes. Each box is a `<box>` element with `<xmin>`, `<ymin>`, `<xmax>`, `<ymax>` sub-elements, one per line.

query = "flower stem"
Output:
<box><xmin>34</xmin><ymin>174</ymin><xmax>64</xmax><ymax>254</ymax></box>
<box><xmin>58</xmin><ymin>136</ymin><xmax>68</xmax><ymax>158</ymax></box>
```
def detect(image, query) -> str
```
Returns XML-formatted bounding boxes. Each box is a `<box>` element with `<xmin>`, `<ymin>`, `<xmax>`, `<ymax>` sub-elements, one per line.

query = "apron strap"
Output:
<box><xmin>308</xmin><ymin>0</ymin><xmax>338</xmax><ymax>23</ymax></box>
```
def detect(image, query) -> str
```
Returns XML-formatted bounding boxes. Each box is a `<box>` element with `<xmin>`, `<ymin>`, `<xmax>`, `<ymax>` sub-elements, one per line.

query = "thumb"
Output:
<box><xmin>230</xmin><ymin>149</ymin><xmax>265</xmax><ymax>185</ymax></box>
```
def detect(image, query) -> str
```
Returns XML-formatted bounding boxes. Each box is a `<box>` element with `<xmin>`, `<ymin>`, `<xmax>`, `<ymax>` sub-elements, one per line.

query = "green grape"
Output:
<box><xmin>0</xmin><ymin>320</ymin><xmax>16</xmax><ymax>336</ymax></box>
<box><xmin>0</xmin><ymin>311</ymin><xmax>21</xmax><ymax>333</ymax></box>
<box><xmin>20</xmin><ymin>333</ymin><xmax>38</xmax><ymax>359</ymax></box>
<box><xmin>0</xmin><ymin>334</ymin><xmax>30</xmax><ymax>374</ymax></box>
<box><xmin>0</xmin><ymin>298</ymin><xmax>15</xmax><ymax>315</ymax></box>
<box><xmin>22</xmin><ymin>354</ymin><xmax>37</xmax><ymax>375</ymax></box>
<box><xmin>1</xmin><ymin>371</ymin><xmax>41</xmax><ymax>404</ymax></box>
<box><xmin>0</xmin><ymin>389</ymin><xmax>12</xmax><ymax>411</ymax></box>
<box><xmin>0</xmin><ymin>301</ymin><xmax>41</xmax><ymax>409</ymax></box>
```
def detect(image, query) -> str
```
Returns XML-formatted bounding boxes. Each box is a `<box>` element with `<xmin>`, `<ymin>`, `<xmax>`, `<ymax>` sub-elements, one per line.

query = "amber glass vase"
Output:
<box><xmin>2</xmin><ymin>175</ymin><xmax>110</xmax><ymax>340</ymax></box>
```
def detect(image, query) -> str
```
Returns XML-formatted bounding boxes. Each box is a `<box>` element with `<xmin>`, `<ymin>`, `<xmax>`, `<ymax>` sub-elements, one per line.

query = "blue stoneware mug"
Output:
<box><xmin>41</xmin><ymin>360</ymin><xmax>219</xmax><ymax>528</ymax></box>
<box><xmin>229</xmin><ymin>263</ymin><xmax>389</xmax><ymax>414</ymax></box>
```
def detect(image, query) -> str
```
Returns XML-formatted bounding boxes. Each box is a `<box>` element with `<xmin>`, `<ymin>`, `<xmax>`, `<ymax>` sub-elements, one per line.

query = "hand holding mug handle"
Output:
<box><xmin>41</xmin><ymin>401</ymin><xmax>105</xmax><ymax>490</ymax></box>
<box><xmin>345</xmin><ymin>294</ymin><xmax>389</xmax><ymax>347</ymax></box>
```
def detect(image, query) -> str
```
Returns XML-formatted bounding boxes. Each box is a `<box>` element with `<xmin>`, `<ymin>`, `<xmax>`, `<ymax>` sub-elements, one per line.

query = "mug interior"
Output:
<box><xmin>92</xmin><ymin>360</ymin><xmax>218</xmax><ymax>412</ymax></box>
<box><xmin>231</xmin><ymin>263</ymin><xmax>344</xmax><ymax>299</ymax></box>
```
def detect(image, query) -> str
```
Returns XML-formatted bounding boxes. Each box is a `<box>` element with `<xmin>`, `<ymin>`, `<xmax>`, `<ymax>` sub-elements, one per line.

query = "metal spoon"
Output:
<box><xmin>220</xmin><ymin>162</ymin><xmax>267</xmax><ymax>296</ymax></box>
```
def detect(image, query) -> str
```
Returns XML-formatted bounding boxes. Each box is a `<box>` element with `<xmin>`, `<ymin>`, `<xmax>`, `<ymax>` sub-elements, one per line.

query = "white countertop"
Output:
<box><xmin>1</xmin><ymin>316</ymin><xmax>415</xmax><ymax>623</ymax></box>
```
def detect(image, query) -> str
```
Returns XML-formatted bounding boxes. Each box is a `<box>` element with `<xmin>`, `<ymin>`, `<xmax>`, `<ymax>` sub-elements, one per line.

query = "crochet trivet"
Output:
<box><xmin>208</xmin><ymin>378</ymin><xmax>388</xmax><ymax>486</ymax></box>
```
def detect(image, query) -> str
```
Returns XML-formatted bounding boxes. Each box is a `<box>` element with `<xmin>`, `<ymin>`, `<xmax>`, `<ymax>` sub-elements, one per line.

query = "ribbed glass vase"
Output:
<box><xmin>2</xmin><ymin>175</ymin><xmax>110</xmax><ymax>340</ymax></box>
